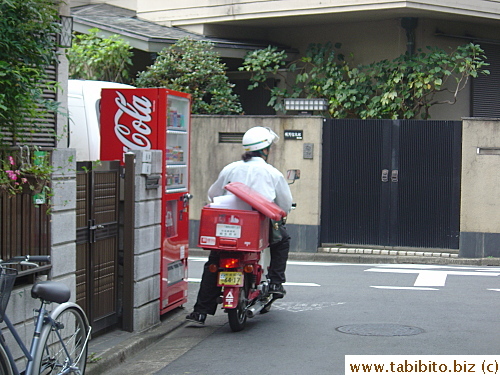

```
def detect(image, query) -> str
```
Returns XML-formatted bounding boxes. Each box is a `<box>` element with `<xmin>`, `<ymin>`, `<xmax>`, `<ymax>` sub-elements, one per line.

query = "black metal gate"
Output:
<box><xmin>76</xmin><ymin>161</ymin><xmax>120</xmax><ymax>334</ymax></box>
<box><xmin>321</xmin><ymin>119</ymin><xmax>461</xmax><ymax>249</ymax></box>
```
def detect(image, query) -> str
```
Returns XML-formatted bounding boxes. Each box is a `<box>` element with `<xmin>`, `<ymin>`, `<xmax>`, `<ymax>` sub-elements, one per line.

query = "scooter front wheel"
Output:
<box><xmin>228</xmin><ymin>288</ymin><xmax>247</xmax><ymax>332</ymax></box>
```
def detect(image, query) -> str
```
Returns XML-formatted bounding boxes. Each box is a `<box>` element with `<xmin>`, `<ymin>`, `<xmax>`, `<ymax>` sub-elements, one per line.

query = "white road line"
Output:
<box><xmin>287</xmin><ymin>261</ymin><xmax>341</xmax><ymax>266</ymax></box>
<box><xmin>371</xmin><ymin>286</ymin><xmax>439</xmax><ymax>291</ymax></box>
<box><xmin>488</xmin><ymin>289</ymin><xmax>500</xmax><ymax>292</ymax></box>
<box><xmin>366</xmin><ymin>268</ymin><xmax>500</xmax><ymax>287</ymax></box>
<box><xmin>284</xmin><ymin>282</ymin><xmax>321</xmax><ymax>287</ymax></box>
<box><xmin>414</xmin><ymin>271</ymin><xmax>448</xmax><ymax>287</ymax></box>
<box><xmin>187</xmin><ymin>278</ymin><xmax>320</xmax><ymax>287</ymax></box>
<box><xmin>188</xmin><ymin>257</ymin><xmax>341</xmax><ymax>267</ymax></box>
<box><xmin>375</xmin><ymin>264</ymin><xmax>500</xmax><ymax>272</ymax></box>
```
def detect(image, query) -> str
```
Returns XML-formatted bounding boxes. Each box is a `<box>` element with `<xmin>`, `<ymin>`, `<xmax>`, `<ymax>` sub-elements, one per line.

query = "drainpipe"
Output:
<box><xmin>401</xmin><ymin>17</ymin><xmax>418</xmax><ymax>56</ymax></box>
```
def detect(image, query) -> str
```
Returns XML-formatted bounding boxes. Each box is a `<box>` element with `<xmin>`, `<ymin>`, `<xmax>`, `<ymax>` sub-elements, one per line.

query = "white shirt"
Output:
<box><xmin>208</xmin><ymin>157</ymin><xmax>294</xmax><ymax>213</ymax></box>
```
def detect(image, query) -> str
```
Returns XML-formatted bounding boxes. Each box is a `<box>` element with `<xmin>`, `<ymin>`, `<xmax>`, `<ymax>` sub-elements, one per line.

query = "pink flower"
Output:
<box><xmin>8</xmin><ymin>156</ymin><xmax>14</xmax><ymax>165</ymax></box>
<box><xmin>6</xmin><ymin>170</ymin><xmax>20</xmax><ymax>181</ymax></box>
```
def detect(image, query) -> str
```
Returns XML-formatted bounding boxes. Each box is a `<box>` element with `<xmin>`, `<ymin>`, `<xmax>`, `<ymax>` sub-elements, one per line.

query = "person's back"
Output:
<box><xmin>208</xmin><ymin>156</ymin><xmax>292</xmax><ymax>212</ymax></box>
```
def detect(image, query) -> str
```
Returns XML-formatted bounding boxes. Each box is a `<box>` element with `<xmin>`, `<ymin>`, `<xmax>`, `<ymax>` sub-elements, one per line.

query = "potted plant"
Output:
<box><xmin>0</xmin><ymin>146</ymin><xmax>52</xmax><ymax>198</ymax></box>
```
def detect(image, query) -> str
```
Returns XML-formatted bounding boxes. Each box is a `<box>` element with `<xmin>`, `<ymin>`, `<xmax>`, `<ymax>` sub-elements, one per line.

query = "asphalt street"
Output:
<box><xmin>104</xmin><ymin>256</ymin><xmax>500</xmax><ymax>375</ymax></box>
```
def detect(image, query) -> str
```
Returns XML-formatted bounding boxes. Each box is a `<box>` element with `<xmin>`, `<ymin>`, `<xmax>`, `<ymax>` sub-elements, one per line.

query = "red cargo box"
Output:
<box><xmin>198</xmin><ymin>207</ymin><xmax>269</xmax><ymax>252</ymax></box>
<box><xmin>224</xmin><ymin>182</ymin><xmax>286</xmax><ymax>221</ymax></box>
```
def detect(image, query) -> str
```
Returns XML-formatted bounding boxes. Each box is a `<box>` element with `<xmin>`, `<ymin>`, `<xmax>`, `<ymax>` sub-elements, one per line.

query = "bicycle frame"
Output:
<box><xmin>0</xmin><ymin>300</ymin><xmax>91</xmax><ymax>375</ymax></box>
<box><xmin>0</xmin><ymin>299</ymin><xmax>51</xmax><ymax>375</ymax></box>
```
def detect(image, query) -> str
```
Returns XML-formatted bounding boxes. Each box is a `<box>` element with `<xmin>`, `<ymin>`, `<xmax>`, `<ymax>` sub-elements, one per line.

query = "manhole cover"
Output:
<box><xmin>336</xmin><ymin>324</ymin><xmax>425</xmax><ymax>337</ymax></box>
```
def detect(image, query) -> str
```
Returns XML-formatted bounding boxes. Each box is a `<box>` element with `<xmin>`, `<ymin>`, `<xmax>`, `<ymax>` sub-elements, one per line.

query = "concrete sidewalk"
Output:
<box><xmin>86</xmin><ymin>306</ymin><xmax>187</xmax><ymax>375</ymax></box>
<box><xmin>85</xmin><ymin>250</ymin><xmax>500</xmax><ymax>374</ymax></box>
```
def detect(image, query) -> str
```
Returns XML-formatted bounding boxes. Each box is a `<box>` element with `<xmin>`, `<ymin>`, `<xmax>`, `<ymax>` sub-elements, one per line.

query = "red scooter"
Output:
<box><xmin>198</xmin><ymin>182</ymin><xmax>288</xmax><ymax>332</ymax></box>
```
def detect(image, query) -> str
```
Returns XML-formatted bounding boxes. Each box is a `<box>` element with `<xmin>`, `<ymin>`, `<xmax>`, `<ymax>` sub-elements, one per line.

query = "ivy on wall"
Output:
<box><xmin>241</xmin><ymin>42</ymin><xmax>489</xmax><ymax>119</ymax></box>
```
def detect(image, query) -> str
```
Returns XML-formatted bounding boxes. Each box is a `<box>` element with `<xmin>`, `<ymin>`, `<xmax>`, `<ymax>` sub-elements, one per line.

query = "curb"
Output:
<box><xmin>288</xmin><ymin>252</ymin><xmax>500</xmax><ymax>266</ymax></box>
<box><xmin>86</xmin><ymin>308</ymin><xmax>186</xmax><ymax>375</ymax></box>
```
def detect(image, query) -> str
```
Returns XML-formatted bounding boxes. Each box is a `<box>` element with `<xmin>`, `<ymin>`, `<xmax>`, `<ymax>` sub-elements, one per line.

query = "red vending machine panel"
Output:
<box><xmin>100</xmin><ymin>88</ymin><xmax>191</xmax><ymax>315</ymax></box>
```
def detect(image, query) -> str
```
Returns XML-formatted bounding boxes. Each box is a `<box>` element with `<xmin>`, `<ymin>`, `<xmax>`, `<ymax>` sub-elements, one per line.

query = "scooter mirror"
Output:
<box><xmin>286</xmin><ymin>169</ymin><xmax>300</xmax><ymax>184</ymax></box>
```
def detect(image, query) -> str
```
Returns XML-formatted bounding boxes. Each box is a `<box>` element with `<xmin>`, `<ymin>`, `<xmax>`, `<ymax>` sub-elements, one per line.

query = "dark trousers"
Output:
<box><xmin>193</xmin><ymin>226</ymin><xmax>291</xmax><ymax>315</ymax></box>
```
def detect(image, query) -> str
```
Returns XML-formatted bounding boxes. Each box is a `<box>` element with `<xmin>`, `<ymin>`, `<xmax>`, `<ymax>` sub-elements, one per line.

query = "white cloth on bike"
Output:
<box><xmin>207</xmin><ymin>157</ymin><xmax>293</xmax><ymax>213</ymax></box>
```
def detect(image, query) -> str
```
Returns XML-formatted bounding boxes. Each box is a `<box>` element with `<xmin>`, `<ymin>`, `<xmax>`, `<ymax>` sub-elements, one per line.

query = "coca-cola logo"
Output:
<box><xmin>114</xmin><ymin>91</ymin><xmax>153</xmax><ymax>152</ymax></box>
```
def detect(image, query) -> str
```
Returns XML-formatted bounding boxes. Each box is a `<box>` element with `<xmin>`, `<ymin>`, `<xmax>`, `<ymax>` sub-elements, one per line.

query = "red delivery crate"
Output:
<box><xmin>225</xmin><ymin>182</ymin><xmax>286</xmax><ymax>221</ymax></box>
<box><xmin>198</xmin><ymin>207</ymin><xmax>269</xmax><ymax>252</ymax></box>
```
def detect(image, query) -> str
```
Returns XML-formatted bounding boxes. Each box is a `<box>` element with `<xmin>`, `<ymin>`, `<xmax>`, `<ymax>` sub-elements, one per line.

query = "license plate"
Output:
<box><xmin>218</xmin><ymin>272</ymin><xmax>243</xmax><ymax>287</ymax></box>
<box><xmin>216</xmin><ymin>224</ymin><xmax>241</xmax><ymax>238</ymax></box>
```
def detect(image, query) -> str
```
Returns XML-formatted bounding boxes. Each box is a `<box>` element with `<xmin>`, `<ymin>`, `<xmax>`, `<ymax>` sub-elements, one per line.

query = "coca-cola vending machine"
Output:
<box><xmin>99</xmin><ymin>88</ymin><xmax>191</xmax><ymax>315</ymax></box>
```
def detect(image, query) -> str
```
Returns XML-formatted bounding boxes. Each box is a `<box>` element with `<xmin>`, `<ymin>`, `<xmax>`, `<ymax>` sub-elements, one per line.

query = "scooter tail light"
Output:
<box><xmin>243</xmin><ymin>264</ymin><xmax>254</xmax><ymax>273</ymax></box>
<box><xmin>220</xmin><ymin>258</ymin><xmax>239</xmax><ymax>269</ymax></box>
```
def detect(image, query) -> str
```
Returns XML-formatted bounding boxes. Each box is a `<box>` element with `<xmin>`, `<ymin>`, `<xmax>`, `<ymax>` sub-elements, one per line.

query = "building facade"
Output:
<box><xmin>72</xmin><ymin>0</ymin><xmax>500</xmax><ymax>118</ymax></box>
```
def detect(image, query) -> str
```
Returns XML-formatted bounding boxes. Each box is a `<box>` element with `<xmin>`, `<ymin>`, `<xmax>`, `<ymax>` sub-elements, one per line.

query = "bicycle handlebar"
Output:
<box><xmin>1</xmin><ymin>255</ymin><xmax>51</xmax><ymax>265</ymax></box>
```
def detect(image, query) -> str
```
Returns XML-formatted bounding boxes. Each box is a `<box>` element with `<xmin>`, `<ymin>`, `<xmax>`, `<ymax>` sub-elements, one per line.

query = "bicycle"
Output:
<box><xmin>0</xmin><ymin>255</ymin><xmax>91</xmax><ymax>375</ymax></box>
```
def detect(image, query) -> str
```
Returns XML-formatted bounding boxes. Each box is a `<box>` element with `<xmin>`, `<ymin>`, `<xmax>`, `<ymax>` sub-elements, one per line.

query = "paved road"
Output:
<box><xmin>106</xmin><ymin>257</ymin><xmax>500</xmax><ymax>375</ymax></box>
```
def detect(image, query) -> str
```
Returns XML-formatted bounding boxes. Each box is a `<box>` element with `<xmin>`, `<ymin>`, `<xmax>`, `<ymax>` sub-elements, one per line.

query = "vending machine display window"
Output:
<box><xmin>166</xmin><ymin>95</ymin><xmax>190</xmax><ymax>193</ymax></box>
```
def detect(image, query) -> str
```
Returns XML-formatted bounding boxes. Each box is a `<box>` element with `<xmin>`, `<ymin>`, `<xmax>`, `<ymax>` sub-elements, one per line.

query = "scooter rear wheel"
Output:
<box><xmin>228</xmin><ymin>288</ymin><xmax>247</xmax><ymax>332</ymax></box>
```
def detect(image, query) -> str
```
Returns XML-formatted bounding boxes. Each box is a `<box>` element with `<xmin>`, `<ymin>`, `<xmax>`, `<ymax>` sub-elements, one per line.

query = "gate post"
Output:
<box><xmin>123</xmin><ymin>153</ymin><xmax>135</xmax><ymax>332</ymax></box>
<box><xmin>460</xmin><ymin>118</ymin><xmax>500</xmax><ymax>258</ymax></box>
<box><xmin>123</xmin><ymin>150</ymin><xmax>163</xmax><ymax>332</ymax></box>
<box><xmin>51</xmin><ymin>148</ymin><xmax>78</xmax><ymax>289</ymax></box>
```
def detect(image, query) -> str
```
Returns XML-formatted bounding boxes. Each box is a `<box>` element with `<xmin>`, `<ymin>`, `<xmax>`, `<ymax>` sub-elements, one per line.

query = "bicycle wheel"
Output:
<box><xmin>33</xmin><ymin>306</ymin><xmax>89</xmax><ymax>375</ymax></box>
<box><xmin>0</xmin><ymin>341</ymin><xmax>13</xmax><ymax>375</ymax></box>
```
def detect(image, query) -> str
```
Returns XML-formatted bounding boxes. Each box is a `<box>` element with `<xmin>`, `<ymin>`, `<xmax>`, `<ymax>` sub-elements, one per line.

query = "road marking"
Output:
<box><xmin>376</xmin><ymin>264</ymin><xmax>500</xmax><ymax>272</ymax></box>
<box><xmin>273</xmin><ymin>301</ymin><xmax>345</xmax><ymax>313</ymax></box>
<box><xmin>366</xmin><ymin>268</ymin><xmax>500</xmax><ymax>287</ymax></box>
<box><xmin>414</xmin><ymin>271</ymin><xmax>448</xmax><ymax>286</ymax></box>
<box><xmin>371</xmin><ymin>286</ymin><xmax>439</xmax><ymax>291</ymax></box>
<box><xmin>488</xmin><ymin>289</ymin><xmax>500</xmax><ymax>292</ymax></box>
<box><xmin>288</xmin><ymin>261</ymin><xmax>341</xmax><ymax>266</ymax></box>
<box><xmin>188</xmin><ymin>257</ymin><xmax>341</xmax><ymax>267</ymax></box>
<box><xmin>187</xmin><ymin>278</ymin><xmax>320</xmax><ymax>287</ymax></box>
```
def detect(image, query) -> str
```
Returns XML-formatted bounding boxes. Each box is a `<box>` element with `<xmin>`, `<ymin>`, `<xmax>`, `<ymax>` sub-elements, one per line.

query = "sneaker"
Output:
<box><xmin>269</xmin><ymin>283</ymin><xmax>286</xmax><ymax>298</ymax></box>
<box><xmin>186</xmin><ymin>311</ymin><xmax>206</xmax><ymax>325</ymax></box>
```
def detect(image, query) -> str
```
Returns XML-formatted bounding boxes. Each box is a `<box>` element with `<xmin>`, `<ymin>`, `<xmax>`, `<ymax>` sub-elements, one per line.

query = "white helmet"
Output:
<box><xmin>242</xmin><ymin>127</ymin><xmax>279</xmax><ymax>152</ymax></box>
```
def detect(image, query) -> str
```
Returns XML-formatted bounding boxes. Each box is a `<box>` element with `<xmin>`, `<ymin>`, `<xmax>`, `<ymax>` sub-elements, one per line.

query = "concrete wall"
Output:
<box><xmin>189</xmin><ymin>115</ymin><xmax>323</xmax><ymax>252</ymax></box>
<box><xmin>459</xmin><ymin>118</ymin><xmax>500</xmax><ymax>258</ymax></box>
